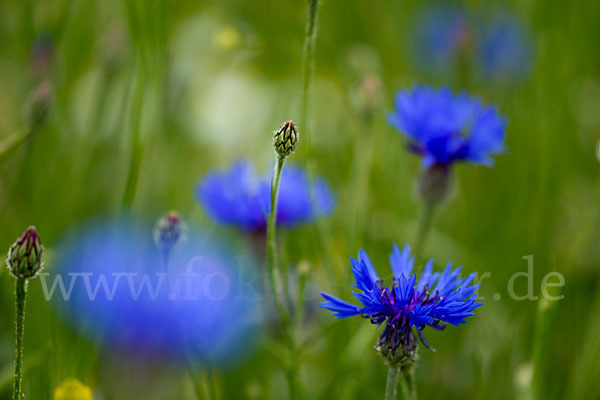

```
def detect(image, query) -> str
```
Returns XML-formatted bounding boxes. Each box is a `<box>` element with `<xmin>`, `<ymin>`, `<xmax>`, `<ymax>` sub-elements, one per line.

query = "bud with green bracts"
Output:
<box><xmin>6</xmin><ymin>226</ymin><xmax>44</xmax><ymax>280</ymax></box>
<box><xmin>273</xmin><ymin>120</ymin><xmax>298</xmax><ymax>158</ymax></box>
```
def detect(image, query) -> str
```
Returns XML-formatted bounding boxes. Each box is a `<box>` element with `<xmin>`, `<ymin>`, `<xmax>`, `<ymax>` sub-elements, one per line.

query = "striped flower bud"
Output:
<box><xmin>6</xmin><ymin>226</ymin><xmax>44</xmax><ymax>280</ymax></box>
<box><xmin>273</xmin><ymin>120</ymin><xmax>298</xmax><ymax>158</ymax></box>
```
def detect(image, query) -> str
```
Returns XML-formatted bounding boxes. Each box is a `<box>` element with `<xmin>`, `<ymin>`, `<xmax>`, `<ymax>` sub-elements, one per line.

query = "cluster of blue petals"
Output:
<box><xmin>387</xmin><ymin>85</ymin><xmax>505</xmax><ymax>168</ymax></box>
<box><xmin>196</xmin><ymin>160</ymin><xmax>335</xmax><ymax>231</ymax></box>
<box><xmin>321</xmin><ymin>244</ymin><xmax>482</xmax><ymax>350</ymax></box>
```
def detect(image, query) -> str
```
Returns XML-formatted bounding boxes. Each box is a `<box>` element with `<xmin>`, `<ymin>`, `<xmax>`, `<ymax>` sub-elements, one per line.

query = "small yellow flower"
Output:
<box><xmin>213</xmin><ymin>25</ymin><xmax>242</xmax><ymax>51</ymax></box>
<box><xmin>54</xmin><ymin>379</ymin><xmax>92</xmax><ymax>400</ymax></box>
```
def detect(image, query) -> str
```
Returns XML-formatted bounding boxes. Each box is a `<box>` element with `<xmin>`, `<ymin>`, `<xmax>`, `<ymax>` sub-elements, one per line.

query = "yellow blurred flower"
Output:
<box><xmin>213</xmin><ymin>25</ymin><xmax>242</xmax><ymax>51</ymax></box>
<box><xmin>54</xmin><ymin>379</ymin><xmax>92</xmax><ymax>400</ymax></box>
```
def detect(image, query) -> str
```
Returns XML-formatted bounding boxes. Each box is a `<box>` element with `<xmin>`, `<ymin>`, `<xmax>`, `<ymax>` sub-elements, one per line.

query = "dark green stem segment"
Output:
<box><xmin>13</xmin><ymin>278</ymin><xmax>27</xmax><ymax>400</ymax></box>
<box><xmin>300</xmin><ymin>0</ymin><xmax>319</xmax><ymax>155</ymax></box>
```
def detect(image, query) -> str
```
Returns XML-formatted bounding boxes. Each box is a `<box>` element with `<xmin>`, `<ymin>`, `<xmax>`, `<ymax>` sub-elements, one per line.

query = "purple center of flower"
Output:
<box><xmin>367</xmin><ymin>280</ymin><xmax>446</xmax><ymax>351</ymax></box>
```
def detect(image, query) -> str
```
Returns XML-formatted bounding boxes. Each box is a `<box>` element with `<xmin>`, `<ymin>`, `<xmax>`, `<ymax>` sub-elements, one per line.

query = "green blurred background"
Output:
<box><xmin>0</xmin><ymin>0</ymin><xmax>599</xmax><ymax>399</ymax></box>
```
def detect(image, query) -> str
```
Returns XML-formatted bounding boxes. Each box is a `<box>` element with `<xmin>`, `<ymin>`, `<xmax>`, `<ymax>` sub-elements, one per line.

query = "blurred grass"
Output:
<box><xmin>0</xmin><ymin>0</ymin><xmax>600</xmax><ymax>399</ymax></box>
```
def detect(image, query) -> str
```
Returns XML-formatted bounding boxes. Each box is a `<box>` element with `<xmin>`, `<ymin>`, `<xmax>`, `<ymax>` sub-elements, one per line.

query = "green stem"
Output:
<box><xmin>405</xmin><ymin>369</ymin><xmax>417</xmax><ymax>400</ymax></box>
<box><xmin>384</xmin><ymin>366</ymin><xmax>400</xmax><ymax>400</ymax></box>
<box><xmin>531</xmin><ymin>298</ymin><xmax>552</xmax><ymax>400</ymax></box>
<box><xmin>414</xmin><ymin>204</ymin><xmax>434</xmax><ymax>260</ymax></box>
<box><xmin>122</xmin><ymin>69</ymin><xmax>146</xmax><ymax>208</ymax></box>
<box><xmin>300</xmin><ymin>0</ymin><xmax>319</xmax><ymax>156</ymax></box>
<box><xmin>201</xmin><ymin>366</ymin><xmax>217</xmax><ymax>400</ymax></box>
<box><xmin>266</xmin><ymin>155</ymin><xmax>299</xmax><ymax>400</ymax></box>
<box><xmin>0</xmin><ymin>127</ymin><xmax>30</xmax><ymax>163</ymax></box>
<box><xmin>267</xmin><ymin>156</ymin><xmax>290</xmax><ymax>329</ymax></box>
<box><xmin>13</xmin><ymin>278</ymin><xmax>27</xmax><ymax>400</ymax></box>
<box><xmin>384</xmin><ymin>366</ymin><xmax>417</xmax><ymax>400</ymax></box>
<box><xmin>188</xmin><ymin>366</ymin><xmax>204</xmax><ymax>400</ymax></box>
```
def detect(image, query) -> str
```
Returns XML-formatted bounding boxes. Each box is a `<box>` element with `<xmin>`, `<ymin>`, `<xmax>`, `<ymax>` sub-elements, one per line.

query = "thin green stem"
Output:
<box><xmin>405</xmin><ymin>369</ymin><xmax>417</xmax><ymax>400</ymax></box>
<box><xmin>188</xmin><ymin>366</ymin><xmax>204</xmax><ymax>400</ymax></box>
<box><xmin>300</xmin><ymin>0</ymin><xmax>319</xmax><ymax>157</ymax></box>
<box><xmin>0</xmin><ymin>126</ymin><xmax>30</xmax><ymax>163</ymax></box>
<box><xmin>384</xmin><ymin>366</ymin><xmax>400</xmax><ymax>400</ymax></box>
<box><xmin>414</xmin><ymin>204</ymin><xmax>434</xmax><ymax>261</ymax></box>
<box><xmin>13</xmin><ymin>278</ymin><xmax>27</xmax><ymax>400</ymax></box>
<box><xmin>294</xmin><ymin>269</ymin><xmax>308</xmax><ymax>336</ymax></box>
<box><xmin>531</xmin><ymin>298</ymin><xmax>553</xmax><ymax>400</ymax></box>
<box><xmin>267</xmin><ymin>155</ymin><xmax>290</xmax><ymax>330</ymax></box>
<box><xmin>122</xmin><ymin>68</ymin><xmax>146</xmax><ymax>208</ymax></box>
<box><xmin>205</xmin><ymin>367</ymin><xmax>217</xmax><ymax>400</ymax></box>
<box><xmin>266</xmin><ymin>155</ymin><xmax>300</xmax><ymax>400</ymax></box>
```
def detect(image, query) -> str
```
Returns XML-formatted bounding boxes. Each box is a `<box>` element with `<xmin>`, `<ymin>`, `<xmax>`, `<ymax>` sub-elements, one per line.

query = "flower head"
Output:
<box><xmin>478</xmin><ymin>15</ymin><xmax>533</xmax><ymax>82</ymax></box>
<box><xmin>6</xmin><ymin>226</ymin><xmax>44</xmax><ymax>280</ymax></box>
<box><xmin>387</xmin><ymin>85</ymin><xmax>505</xmax><ymax>169</ymax></box>
<box><xmin>320</xmin><ymin>244</ymin><xmax>481</xmax><ymax>366</ymax></box>
<box><xmin>410</xmin><ymin>6</ymin><xmax>533</xmax><ymax>82</ymax></box>
<box><xmin>54</xmin><ymin>217</ymin><xmax>263</xmax><ymax>365</ymax></box>
<box><xmin>411</xmin><ymin>5</ymin><xmax>473</xmax><ymax>74</ymax></box>
<box><xmin>196</xmin><ymin>160</ymin><xmax>335</xmax><ymax>231</ymax></box>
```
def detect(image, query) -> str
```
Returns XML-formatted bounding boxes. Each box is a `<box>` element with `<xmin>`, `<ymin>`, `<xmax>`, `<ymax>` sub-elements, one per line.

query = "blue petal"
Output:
<box><xmin>320</xmin><ymin>293</ymin><xmax>362</xmax><ymax>318</ymax></box>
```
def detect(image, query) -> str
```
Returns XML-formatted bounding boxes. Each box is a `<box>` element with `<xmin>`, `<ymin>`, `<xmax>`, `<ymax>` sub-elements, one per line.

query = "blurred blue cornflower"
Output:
<box><xmin>53</xmin><ymin>217</ymin><xmax>263</xmax><ymax>366</ymax></box>
<box><xmin>196</xmin><ymin>160</ymin><xmax>335</xmax><ymax>231</ymax></box>
<box><xmin>321</xmin><ymin>244</ymin><xmax>481</xmax><ymax>362</ymax></box>
<box><xmin>411</xmin><ymin>5</ymin><xmax>473</xmax><ymax>76</ymax></box>
<box><xmin>387</xmin><ymin>85</ymin><xmax>506</xmax><ymax>169</ymax></box>
<box><xmin>411</xmin><ymin>5</ymin><xmax>533</xmax><ymax>81</ymax></box>
<box><xmin>478</xmin><ymin>15</ymin><xmax>534</xmax><ymax>81</ymax></box>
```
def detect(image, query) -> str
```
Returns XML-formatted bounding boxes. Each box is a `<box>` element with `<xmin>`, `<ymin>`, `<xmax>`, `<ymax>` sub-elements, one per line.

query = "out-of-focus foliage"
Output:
<box><xmin>0</xmin><ymin>0</ymin><xmax>599</xmax><ymax>399</ymax></box>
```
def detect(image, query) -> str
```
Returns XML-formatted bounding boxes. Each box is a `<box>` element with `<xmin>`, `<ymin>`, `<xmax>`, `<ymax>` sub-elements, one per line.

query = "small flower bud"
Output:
<box><xmin>273</xmin><ymin>120</ymin><xmax>298</xmax><ymax>158</ymax></box>
<box><xmin>153</xmin><ymin>211</ymin><xmax>188</xmax><ymax>253</ymax></box>
<box><xmin>417</xmin><ymin>165</ymin><xmax>451</xmax><ymax>208</ymax></box>
<box><xmin>6</xmin><ymin>226</ymin><xmax>44</xmax><ymax>280</ymax></box>
<box><xmin>25</xmin><ymin>80</ymin><xmax>53</xmax><ymax>130</ymax></box>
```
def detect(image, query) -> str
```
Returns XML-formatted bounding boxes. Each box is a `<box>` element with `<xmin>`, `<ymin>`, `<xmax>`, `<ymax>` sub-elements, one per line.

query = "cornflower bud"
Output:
<box><xmin>273</xmin><ymin>120</ymin><xmax>298</xmax><ymax>158</ymax></box>
<box><xmin>6</xmin><ymin>226</ymin><xmax>44</xmax><ymax>280</ymax></box>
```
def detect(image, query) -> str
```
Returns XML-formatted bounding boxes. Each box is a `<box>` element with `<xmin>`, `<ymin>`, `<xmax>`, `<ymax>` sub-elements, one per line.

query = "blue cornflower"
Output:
<box><xmin>411</xmin><ymin>5</ymin><xmax>473</xmax><ymax>75</ymax></box>
<box><xmin>387</xmin><ymin>85</ymin><xmax>506</xmax><ymax>169</ymax></box>
<box><xmin>196</xmin><ymin>160</ymin><xmax>335</xmax><ymax>231</ymax></box>
<box><xmin>410</xmin><ymin>6</ymin><xmax>533</xmax><ymax>82</ymax></box>
<box><xmin>478</xmin><ymin>15</ymin><xmax>533</xmax><ymax>81</ymax></box>
<box><xmin>320</xmin><ymin>244</ymin><xmax>481</xmax><ymax>364</ymax></box>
